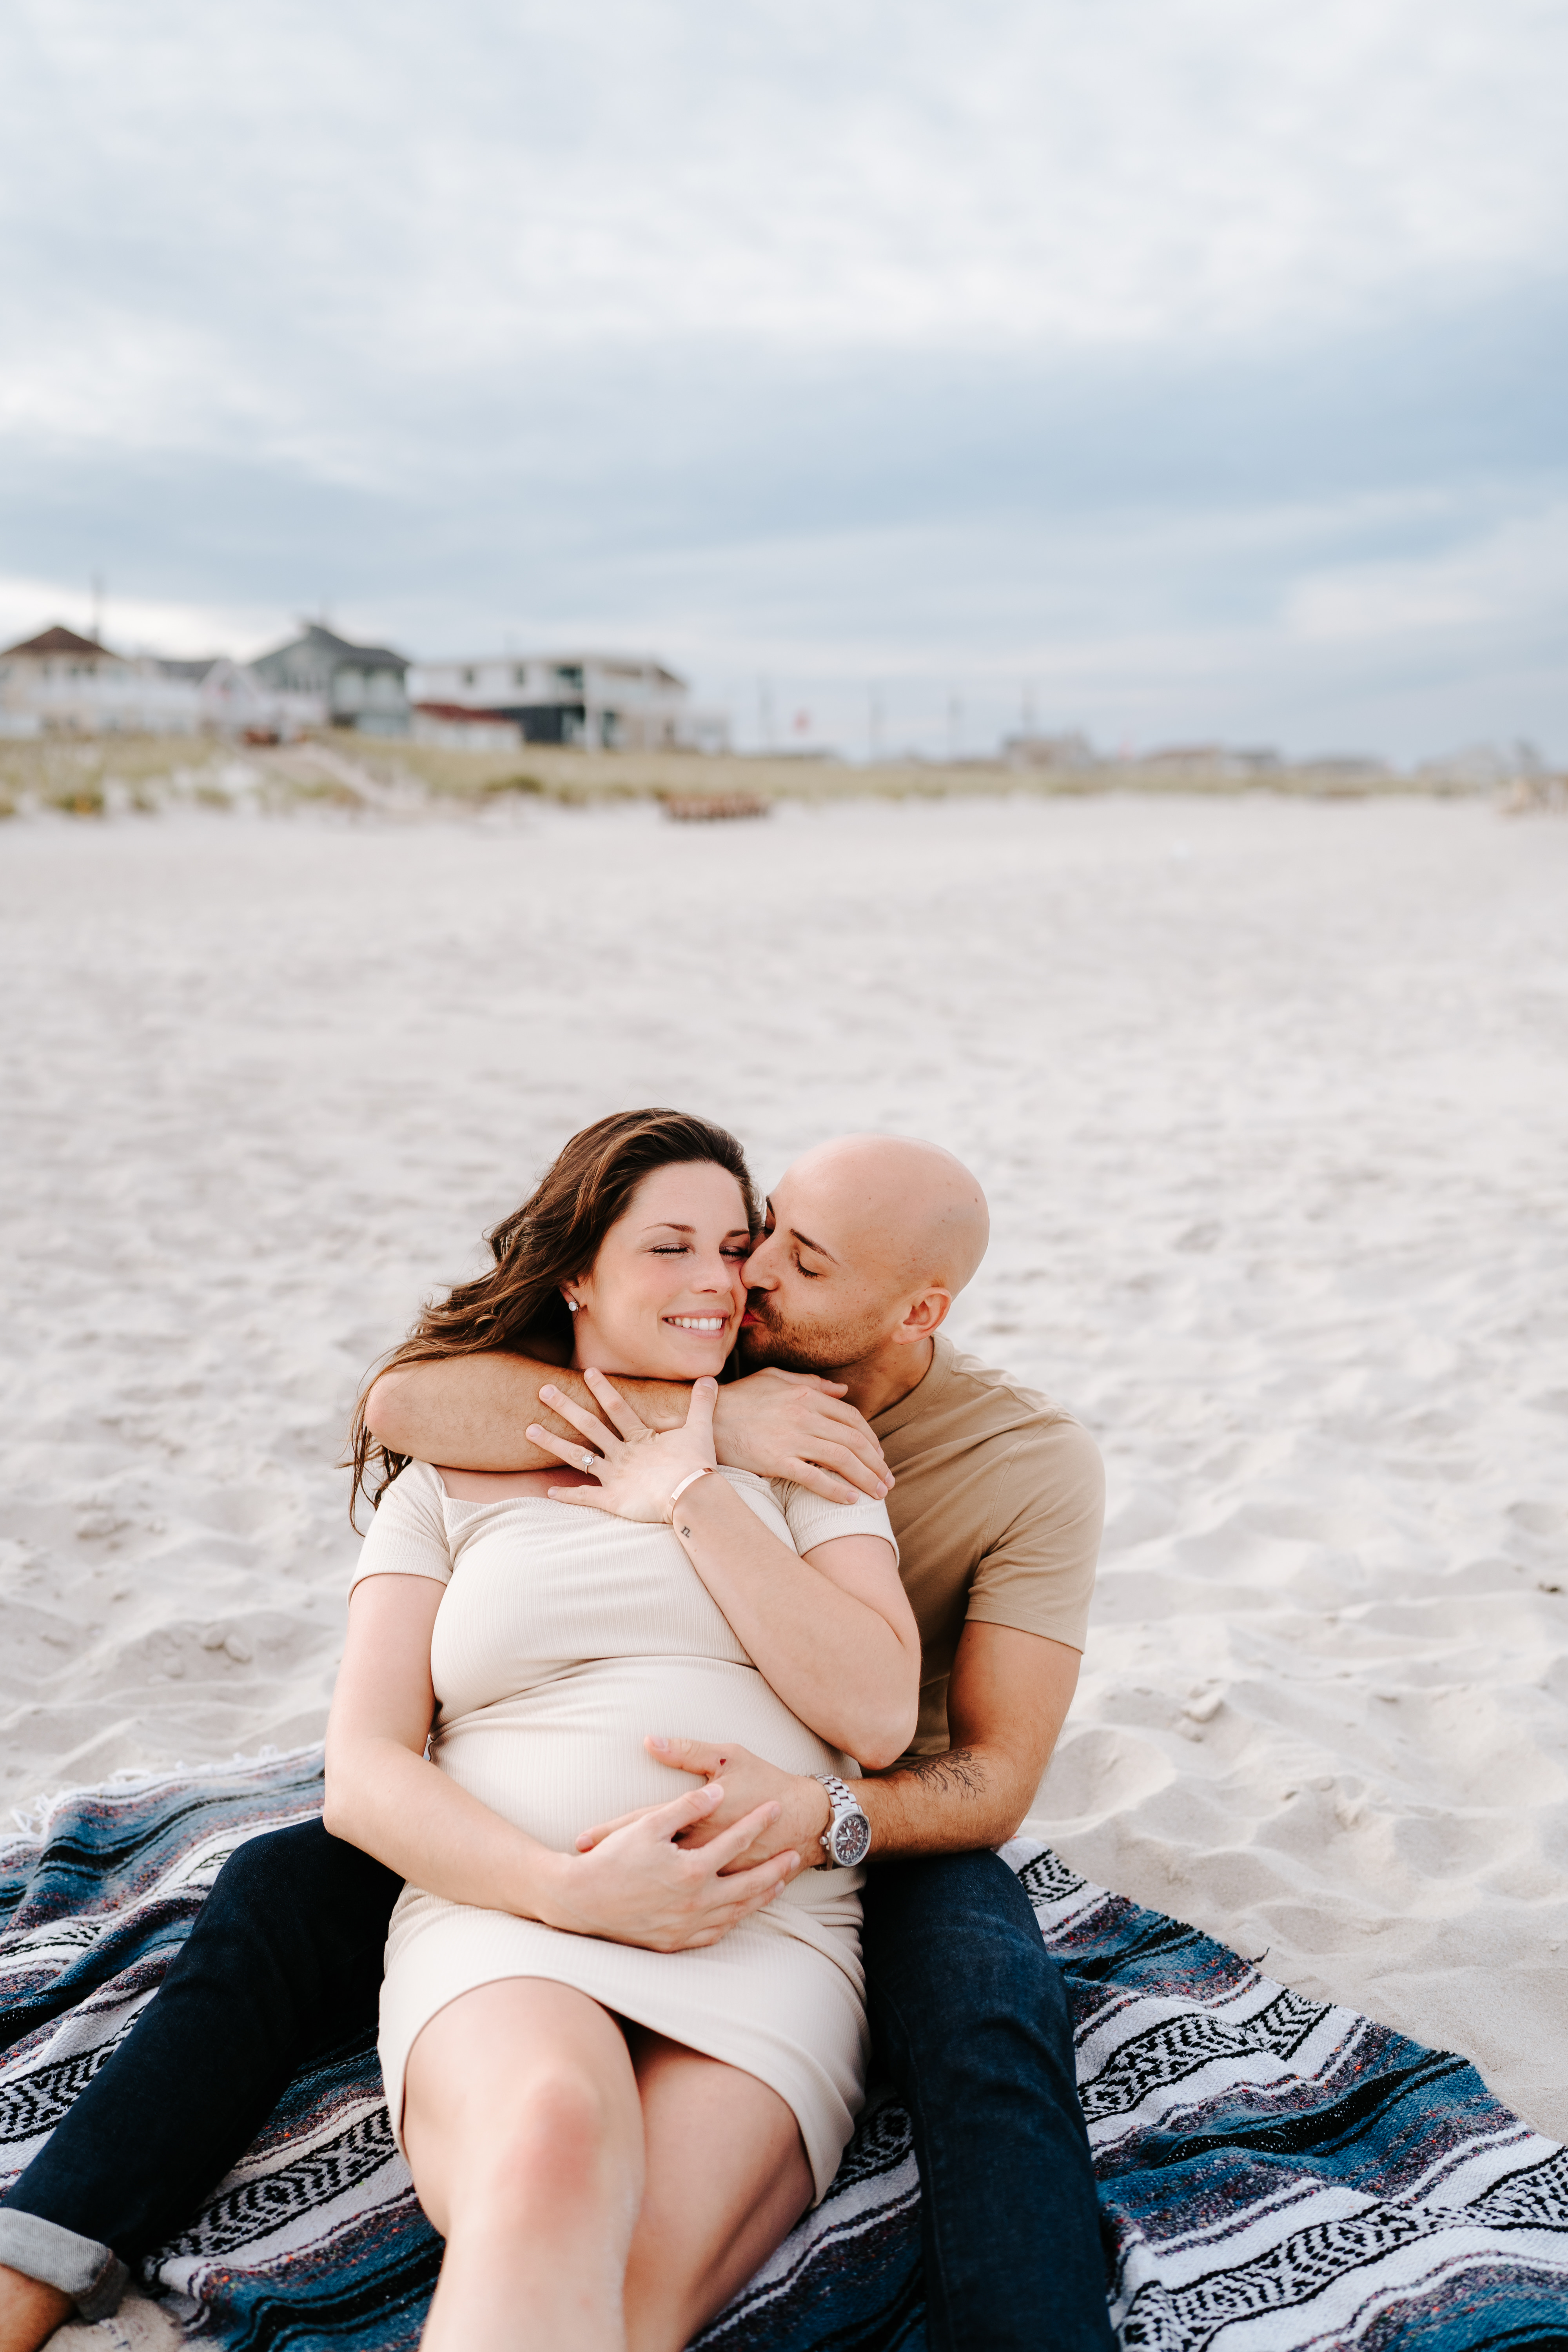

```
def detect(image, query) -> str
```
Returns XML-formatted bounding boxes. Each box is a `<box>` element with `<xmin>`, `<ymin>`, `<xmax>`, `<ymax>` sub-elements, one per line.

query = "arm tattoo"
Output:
<box><xmin>898</xmin><ymin>1746</ymin><xmax>986</xmax><ymax>1800</ymax></box>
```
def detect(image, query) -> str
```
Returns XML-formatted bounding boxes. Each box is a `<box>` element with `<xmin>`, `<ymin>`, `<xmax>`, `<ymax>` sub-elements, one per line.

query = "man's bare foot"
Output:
<box><xmin>0</xmin><ymin>2266</ymin><xmax>73</xmax><ymax>2352</ymax></box>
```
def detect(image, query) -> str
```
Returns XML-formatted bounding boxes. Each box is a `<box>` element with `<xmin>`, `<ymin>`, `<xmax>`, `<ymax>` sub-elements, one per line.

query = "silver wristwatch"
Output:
<box><xmin>813</xmin><ymin>1773</ymin><xmax>871</xmax><ymax>1868</ymax></box>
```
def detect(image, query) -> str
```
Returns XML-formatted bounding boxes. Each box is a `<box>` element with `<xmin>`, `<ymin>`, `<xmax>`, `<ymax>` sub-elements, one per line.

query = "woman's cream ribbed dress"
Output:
<box><xmin>351</xmin><ymin>1460</ymin><xmax>897</xmax><ymax>2201</ymax></box>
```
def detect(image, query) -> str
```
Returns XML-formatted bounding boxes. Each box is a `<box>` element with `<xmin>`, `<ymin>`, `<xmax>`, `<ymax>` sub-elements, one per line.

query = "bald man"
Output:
<box><xmin>0</xmin><ymin>1137</ymin><xmax>1112</xmax><ymax>2352</ymax></box>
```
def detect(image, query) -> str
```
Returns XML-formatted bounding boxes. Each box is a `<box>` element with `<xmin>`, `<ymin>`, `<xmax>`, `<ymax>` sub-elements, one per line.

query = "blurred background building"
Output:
<box><xmin>408</xmin><ymin>652</ymin><xmax>728</xmax><ymax>751</ymax></box>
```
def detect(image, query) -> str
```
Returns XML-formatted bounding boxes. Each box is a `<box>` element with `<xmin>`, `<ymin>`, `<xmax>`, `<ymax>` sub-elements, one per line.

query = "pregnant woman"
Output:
<box><xmin>327</xmin><ymin>1107</ymin><xmax>917</xmax><ymax>2352</ymax></box>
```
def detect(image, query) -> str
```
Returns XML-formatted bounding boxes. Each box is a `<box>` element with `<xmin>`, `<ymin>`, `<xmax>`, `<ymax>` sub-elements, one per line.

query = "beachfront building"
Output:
<box><xmin>0</xmin><ymin>626</ymin><xmax>213</xmax><ymax>737</ymax></box>
<box><xmin>250</xmin><ymin>623</ymin><xmax>411</xmax><ymax>737</ymax></box>
<box><xmin>408</xmin><ymin>703</ymin><xmax>524</xmax><ymax>751</ymax></box>
<box><xmin>0</xmin><ymin>628</ymin><xmax>339</xmax><ymax>741</ymax></box>
<box><xmin>155</xmin><ymin>656</ymin><xmax>323</xmax><ymax>740</ymax></box>
<box><xmin>407</xmin><ymin>652</ymin><xmax>729</xmax><ymax>751</ymax></box>
<box><xmin>1134</xmin><ymin>744</ymin><xmax>1285</xmax><ymax>780</ymax></box>
<box><xmin>1002</xmin><ymin>730</ymin><xmax>1099</xmax><ymax>771</ymax></box>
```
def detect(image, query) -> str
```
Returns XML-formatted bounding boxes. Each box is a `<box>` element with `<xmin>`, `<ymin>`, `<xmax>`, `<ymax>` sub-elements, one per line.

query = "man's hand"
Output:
<box><xmin>575</xmin><ymin>1739</ymin><xmax>833</xmax><ymax>1873</ymax></box>
<box><xmin>713</xmin><ymin>1368</ymin><xmax>891</xmax><ymax>1504</ymax></box>
<box><xmin>544</xmin><ymin>1779</ymin><xmax>804</xmax><ymax>1949</ymax></box>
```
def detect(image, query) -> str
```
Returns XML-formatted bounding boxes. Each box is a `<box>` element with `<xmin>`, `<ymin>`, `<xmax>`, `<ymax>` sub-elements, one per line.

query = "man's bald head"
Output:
<box><xmin>782</xmin><ymin>1135</ymin><xmax>989</xmax><ymax>1296</ymax></box>
<box><xmin>738</xmin><ymin>1134</ymin><xmax>990</xmax><ymax>1387</ymax></box>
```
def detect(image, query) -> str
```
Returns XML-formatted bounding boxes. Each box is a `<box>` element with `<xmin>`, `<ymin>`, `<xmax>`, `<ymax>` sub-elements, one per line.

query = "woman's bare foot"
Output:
<box><xmin>0</xmin><ymin>2268</ymin><xmax>73</xmax><ymax>2352</ymax></box>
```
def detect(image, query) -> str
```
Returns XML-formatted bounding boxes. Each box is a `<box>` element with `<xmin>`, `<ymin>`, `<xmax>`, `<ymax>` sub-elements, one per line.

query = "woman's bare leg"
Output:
<box><xmin>402</xmin><ymin>1980</ymin><xmax>644</xmax><ymax>2352</ymax></box>
<box><xmin>621</xmin><ymin>2032</ymin><xmax>814</xmax><ymax>2352</ymax></box>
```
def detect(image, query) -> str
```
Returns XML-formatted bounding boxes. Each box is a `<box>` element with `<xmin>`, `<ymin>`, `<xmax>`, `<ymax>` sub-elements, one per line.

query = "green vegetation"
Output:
<box><xmin>0</xmin><ymin>728</ymin><xmax>1523</xmax><ymax>824</ymax></box>
<box><xmin>50</xmin><ymin>786</ymin><xmax>106</xmax><ymax>817</ymax></box>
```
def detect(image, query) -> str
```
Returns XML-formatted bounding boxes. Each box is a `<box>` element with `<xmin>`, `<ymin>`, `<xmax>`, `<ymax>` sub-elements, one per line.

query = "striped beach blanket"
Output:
<box><xmin>4</xmin><ymin>1749</ymin><xmax>1567</xmax><ymax>2348</ymax></box>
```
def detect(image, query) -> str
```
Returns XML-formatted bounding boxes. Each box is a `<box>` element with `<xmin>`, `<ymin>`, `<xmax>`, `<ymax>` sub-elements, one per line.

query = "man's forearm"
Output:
<box><xmin>368</xmin><ymin>1354</ymin><xmax>889</xmax><ymax>1501</ymax></box>
<box><xmin>367</xmin><ymin>1353</ymin><xmax>686</xmax><ymax>1470</ymax></box>
<box><xmin>858</xmin><ymin>1744</ymin><xmax>1036</xmax><ymax>1860</ymax></box>
<box><xmin>854</xmin><ymin>1623</ymin><xmax>1079</xmax><ymax>1860</ymax></box>
<box><xmin>654</xmin><ymin>1628</ymin><xmax>1078</xmax><ymax>1868</ymax></box>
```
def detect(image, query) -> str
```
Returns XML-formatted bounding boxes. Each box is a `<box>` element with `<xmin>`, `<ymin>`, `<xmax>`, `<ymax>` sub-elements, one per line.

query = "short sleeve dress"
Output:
<box><xmin>352</xmin><ymin>1461</ymin><xmax>898</xmax><ymax>2202</ymax></box>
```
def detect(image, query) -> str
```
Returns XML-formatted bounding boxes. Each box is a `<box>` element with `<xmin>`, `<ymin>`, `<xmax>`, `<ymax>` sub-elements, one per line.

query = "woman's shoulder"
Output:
<box><xmin>717</xmin><ymin>1467</ymin><xmax>797</xmax><ymax>1542</ymax></box>
<box><xmin>769</xmin><ymin>1480</ymin><xmax>899</xmax><ymax>1564</ymax></box>
<box><xmin>718</xmin><ymin>1466</ymin><xmax>773</xmax><ymax>1498</ymax></box>
<box><xmin>377</xmin><ymin>1458</ymin><xmax>454</xmax><ymax>1522</ymax></box>
<box><xmin>350</xmin><ymin>1460</ymin><xmax>455</xmax><ymax>1591</ymax></box>
<box><xmin>713</xmin><ymin>1468</ymin><xmax>897</xmax><ymax>1561</ymax></box>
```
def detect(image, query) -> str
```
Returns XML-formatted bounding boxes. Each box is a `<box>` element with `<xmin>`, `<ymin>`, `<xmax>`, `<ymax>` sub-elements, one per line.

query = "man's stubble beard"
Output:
<box><xmin>737</xmin><ymin>1296</ymin><xmax>882</xmax><ymax>1380</ymax></box>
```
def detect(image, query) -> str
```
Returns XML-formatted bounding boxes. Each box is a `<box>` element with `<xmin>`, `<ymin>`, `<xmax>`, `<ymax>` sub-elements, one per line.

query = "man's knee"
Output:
<box><xmin>865</xmin><ymin>1851</ymin><xmax>1057</xmax><ymax>2000</ymax></box>
<box><xmin>864</xmin><ymin>1851</ymin><xmax>1076</xmax><ymax>2076</ymax></box>
<box><xmin>192</xmin><ymin>1818</ymin><xmax>395</xmax><ymax>1971</ymax></box>
<box><xmin>203</xmin><ymin>1818</ymin><xmax>389</xmax><ymax>1926</ymax></box>
<box><xmin>155</xmin><ymin>1815</ymin><xmax>395</xmax><ymax>2055</ymax></box>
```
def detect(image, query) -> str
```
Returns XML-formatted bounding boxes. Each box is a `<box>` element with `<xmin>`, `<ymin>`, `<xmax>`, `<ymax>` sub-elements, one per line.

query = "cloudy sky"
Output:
<box><xmin>2</xmin><ymin>0</ymin><xmax>1565</xmax><ymax>758</ymax></box>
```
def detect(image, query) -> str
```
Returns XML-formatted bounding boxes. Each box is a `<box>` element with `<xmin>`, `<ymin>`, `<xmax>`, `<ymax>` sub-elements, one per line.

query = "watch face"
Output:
<box><xmin>831</xmin><ymin>1809</ymin><xmax>871</xmax><ymax>1866</ymax></box>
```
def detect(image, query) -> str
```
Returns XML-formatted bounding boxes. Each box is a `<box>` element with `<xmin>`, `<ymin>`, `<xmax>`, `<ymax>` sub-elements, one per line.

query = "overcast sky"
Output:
<box><xmin>3</xmin><ymin>0</ymin><xmax>1565</xmax><ymax>758</ymax></box>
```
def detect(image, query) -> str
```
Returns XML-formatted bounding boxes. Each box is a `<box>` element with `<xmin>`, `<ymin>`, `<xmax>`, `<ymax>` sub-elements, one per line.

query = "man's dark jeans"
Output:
<box><xmin>1</xmin><ymin>1824</ymin><xmax>1112</xmax><ymax>2349</ymax></box>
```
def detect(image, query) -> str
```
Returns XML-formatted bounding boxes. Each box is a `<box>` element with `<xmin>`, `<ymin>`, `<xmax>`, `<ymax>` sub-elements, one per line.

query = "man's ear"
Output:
<box><xmin>892</xmin><ymin>1287</ymin><xmax>953</xmax><ymax>1345</ymax></box>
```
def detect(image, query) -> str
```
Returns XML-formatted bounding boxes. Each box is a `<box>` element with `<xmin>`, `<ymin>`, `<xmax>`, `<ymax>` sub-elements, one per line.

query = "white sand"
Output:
<box><xmin>4</xmin><ymin>790</ymin><xmax>1567</xmax><ymax>2148</ymax></box>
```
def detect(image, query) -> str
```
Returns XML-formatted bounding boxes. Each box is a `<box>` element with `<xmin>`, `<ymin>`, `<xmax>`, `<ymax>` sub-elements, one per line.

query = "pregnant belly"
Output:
<box><xmin>430</xmin><ymin>1655</ymin><xmax>850</xmax><ymax>1853</ymax></box>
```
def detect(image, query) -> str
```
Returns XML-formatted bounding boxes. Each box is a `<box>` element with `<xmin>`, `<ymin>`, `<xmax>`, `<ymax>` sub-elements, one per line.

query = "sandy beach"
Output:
<box><xmin>4</xmin><ymin>788</ymin><xmax>1566</xmax><ymax>2155</ymax></box>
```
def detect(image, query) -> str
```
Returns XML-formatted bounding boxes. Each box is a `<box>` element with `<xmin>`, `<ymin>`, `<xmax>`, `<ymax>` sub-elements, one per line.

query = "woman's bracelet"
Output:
<box><xmin>666</xmin><ymin>1465</ymin><xmax>716</xmax><ymax>1521</ymax></box>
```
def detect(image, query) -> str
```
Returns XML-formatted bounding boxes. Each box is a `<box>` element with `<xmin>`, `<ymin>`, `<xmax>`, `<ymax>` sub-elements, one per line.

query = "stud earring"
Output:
<box><xmin>566</xmin><ymin>1298</ymin><xmax>580</xmax><ymax>1314</ymax></box>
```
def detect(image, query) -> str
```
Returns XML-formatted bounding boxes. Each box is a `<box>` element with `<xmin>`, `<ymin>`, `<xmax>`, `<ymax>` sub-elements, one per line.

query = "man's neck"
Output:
<box><xmin>831</xmin><ymin>1334</ymin><xmax>936</xmax><ymax>1424</ymax></box>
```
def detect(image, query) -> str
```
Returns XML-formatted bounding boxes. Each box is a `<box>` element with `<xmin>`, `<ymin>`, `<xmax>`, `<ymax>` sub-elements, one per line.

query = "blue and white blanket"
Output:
<box><xmin>4</xmin><ymin>1749</ymin><xmax>1567</xmax><ymax>2348</ymax></box>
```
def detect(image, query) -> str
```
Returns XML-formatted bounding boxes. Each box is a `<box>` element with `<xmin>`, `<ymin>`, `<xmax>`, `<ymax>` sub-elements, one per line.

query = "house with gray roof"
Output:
<box><xmin>251</xmin><ymin>623</ymin><xmax>410</xmax><ymax>736</ymax></box>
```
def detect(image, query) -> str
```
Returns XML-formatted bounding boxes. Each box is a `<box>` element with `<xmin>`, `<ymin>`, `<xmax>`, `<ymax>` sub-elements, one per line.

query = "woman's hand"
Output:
<box><xmin>528</xmin><ymin>1368</ymin><xmax>717</xmax><ymax>1524</ymax></box>
<box><xmin>539</xmin><ymin>1779</ymin><xmax>803</xmax><ymax>1950</ymax></box>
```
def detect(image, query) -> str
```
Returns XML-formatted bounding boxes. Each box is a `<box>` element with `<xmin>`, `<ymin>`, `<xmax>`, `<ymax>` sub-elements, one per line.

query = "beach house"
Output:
<box><xmin>250</xmin><ymin>623</ymin><xmax>411</xmax><ymax>736</ymax></box>
<box><xmin>407</xmin><ymin>652</ymin><xmax>729</xmax><ymax>752</ymax></box>
<box><xmin>0</xmin><ymin>626</ymin><xmax>207</xmax><ymax>737</ymax></box>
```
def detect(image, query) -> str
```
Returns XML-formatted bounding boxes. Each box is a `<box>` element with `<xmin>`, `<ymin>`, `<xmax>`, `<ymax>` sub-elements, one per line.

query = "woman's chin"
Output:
<box><xmin>576</xmin><ymin>1337</ymin><xmax>733</xmax><ymax>1383</ymax></box>
<box><xmin>649</xmin><ymin>1333</ymin><xmax>735</xmax><ymax>1381</ymax></box>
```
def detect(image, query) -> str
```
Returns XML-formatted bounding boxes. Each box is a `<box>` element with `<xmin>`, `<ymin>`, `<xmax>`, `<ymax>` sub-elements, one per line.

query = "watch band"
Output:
<box><xmin>813</xmin><ymin>1772</ymin><xmax>871</xmax><ymax>1869</ymax></box>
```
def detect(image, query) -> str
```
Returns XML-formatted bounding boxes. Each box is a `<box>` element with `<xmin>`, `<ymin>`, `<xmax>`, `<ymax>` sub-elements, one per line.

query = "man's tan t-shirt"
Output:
<box><xmin>871</xmin><ymin>1334</ymin><xmax>1104</xmax><ymax>1760</ymax></box>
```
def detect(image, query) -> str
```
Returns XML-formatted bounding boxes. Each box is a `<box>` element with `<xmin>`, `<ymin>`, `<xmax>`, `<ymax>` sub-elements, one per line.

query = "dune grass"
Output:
<box><xmin>0</xmin><ymin>730</ymin><xmax>1510</xmax><ymax>821</ymax></box>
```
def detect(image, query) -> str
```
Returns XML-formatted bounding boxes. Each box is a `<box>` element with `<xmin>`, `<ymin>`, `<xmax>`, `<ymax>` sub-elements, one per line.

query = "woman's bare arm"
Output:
<box><xmin>323</xmin><ymin>1575</ymin><xmax>802</xmax><ymax>1949</ymax></box>
<box><xmin>540</xmin><ymin>1375</ymin><xmax>920</xmax><ymax>1768</ymax></box>
<box><xmin>669</xmin><ymin>1486</ymin><xmax>919</xmax><ymax>1768</ymax></box>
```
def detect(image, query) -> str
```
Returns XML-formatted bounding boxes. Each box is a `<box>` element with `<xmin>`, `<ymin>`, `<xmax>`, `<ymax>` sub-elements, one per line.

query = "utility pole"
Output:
<box><xmin>90</xmin><ymin>573</ymin><xmax>104</xmax><ymax>647</ymax></box>
<box><xmin>867</xmin><ymin>684</ymin><xmax>883</xmax><ymax>765</ymax></box>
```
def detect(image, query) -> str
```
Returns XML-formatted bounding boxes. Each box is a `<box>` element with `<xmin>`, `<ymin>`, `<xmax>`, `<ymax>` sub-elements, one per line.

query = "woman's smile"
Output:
<box><xmin>665</xmin><ymin>1314</ymin><xmax>729</xmax><ymax>1332</ymax></box>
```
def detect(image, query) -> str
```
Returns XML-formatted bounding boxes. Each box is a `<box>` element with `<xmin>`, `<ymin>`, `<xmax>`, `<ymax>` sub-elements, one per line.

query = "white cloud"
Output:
<box><xmin>5</xmin><ymin>0</ymin><xmax>1567</xmax><ymax>398</ymax></box>
<box><xmin>1286</xmin><ymin>501</ymin><xmax>1568</xmax><ymax>643</ymax></box>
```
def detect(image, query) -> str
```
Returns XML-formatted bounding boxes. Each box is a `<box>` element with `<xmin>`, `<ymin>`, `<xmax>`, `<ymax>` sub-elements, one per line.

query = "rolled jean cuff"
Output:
<box><xmin>0</xmin><ymin>2207</ymin><xmax>130</xmax><ymax>2323</ymax></box>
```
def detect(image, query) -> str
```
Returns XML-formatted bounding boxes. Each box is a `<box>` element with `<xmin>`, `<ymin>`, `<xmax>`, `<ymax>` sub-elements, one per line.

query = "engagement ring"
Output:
<box><xmin>582</xmin><ymin>1450</ymin><xmax>597</xmax><ymax>1474</ymax></box>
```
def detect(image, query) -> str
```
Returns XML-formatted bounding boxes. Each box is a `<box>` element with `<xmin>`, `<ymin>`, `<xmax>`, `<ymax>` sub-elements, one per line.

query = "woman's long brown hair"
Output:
<box><xmin>347</xmin><ymin>1107</ymin><xmax>759</xmax><ymax>1525</ymax></box>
